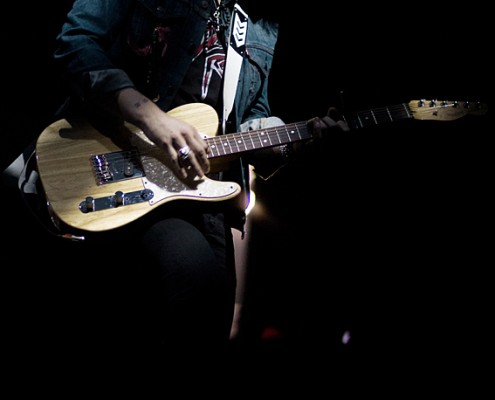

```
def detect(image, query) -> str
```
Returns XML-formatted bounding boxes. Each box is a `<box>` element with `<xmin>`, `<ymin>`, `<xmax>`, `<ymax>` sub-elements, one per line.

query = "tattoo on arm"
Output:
<box><xmin>133</xmin><ymin>97</ymin><xmax>150</xmax><ymax>109</ymax></box>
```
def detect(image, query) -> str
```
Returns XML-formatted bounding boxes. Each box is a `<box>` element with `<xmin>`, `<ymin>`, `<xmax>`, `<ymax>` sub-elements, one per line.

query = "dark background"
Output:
<box><xmin>1</xmin><ymin>2</ymin><xmax>491</xmax><ymax>395</ymax></box>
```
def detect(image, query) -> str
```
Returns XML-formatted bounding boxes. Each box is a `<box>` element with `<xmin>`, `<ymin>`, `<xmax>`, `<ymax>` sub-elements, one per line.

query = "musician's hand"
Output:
<box><xmin>144</xmin><ymin>112</ymin><xmax>210</xmax><ymax>179</ymax></box>
<box><xmin>116</xmin><ymin>87</ymin><xmax>210</xmax><ymax>179</ymax></box>
<box><xmin>307</xmin><ymin>106</ymin><xmax>349</xmax><ymax>140</ymax></box>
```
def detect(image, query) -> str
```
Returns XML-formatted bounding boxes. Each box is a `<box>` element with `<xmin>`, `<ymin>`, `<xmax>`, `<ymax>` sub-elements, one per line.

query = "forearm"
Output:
<box><xmin>115</xmin><ymin>87</ymin><xmax>164</xmax><ymax>130</ymax></box>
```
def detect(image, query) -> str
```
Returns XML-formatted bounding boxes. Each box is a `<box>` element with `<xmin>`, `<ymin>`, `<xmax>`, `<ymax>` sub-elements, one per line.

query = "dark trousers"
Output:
<box><xmin>5</xmin><ymin>193</ymin><xmax>237</xmax><ymax>392</ymax></box>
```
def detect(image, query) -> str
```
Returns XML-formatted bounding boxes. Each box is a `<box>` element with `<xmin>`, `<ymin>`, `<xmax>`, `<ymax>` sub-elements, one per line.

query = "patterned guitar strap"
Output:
<box><xmin>221</xmin><ymin>2</ymin><xmax>248</xmax><ymax>135</ymax></box>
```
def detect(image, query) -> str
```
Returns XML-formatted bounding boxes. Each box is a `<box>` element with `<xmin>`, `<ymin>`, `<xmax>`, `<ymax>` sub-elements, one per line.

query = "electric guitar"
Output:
<box><xmin>35</xmin><ymin>100</ymin><xmax>488</xmax><ymax>233</ymax></box>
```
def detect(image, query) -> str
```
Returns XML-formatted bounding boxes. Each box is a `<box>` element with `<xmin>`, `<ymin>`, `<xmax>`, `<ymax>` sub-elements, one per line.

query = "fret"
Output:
<box><xmin>294</xmin><ymin>123</ymin><xmax>308</xmax><ymax>142</ymax></box>
<box><xmin>275</xmin><ymin>125</ymin><xmax>291</xmax><ymax>144</ymax></box>
<box><xmin>244</xmin><ymin>131</ymin><xmax>256</xmax><ymax>151</ymax></box>
<box><xmin>357</xmin><ymin>110</ymin><xmax>378</xmax><ymax>128</ymax></box>
<box><xmin>273</xmin><ymin>123</ymin><xmax>309</xmax><ymax>145</ymax></box>
<box><xmin>207</xmin><ymin>138</ymin><xmax>218</xmax><ymax>157</ymax></box>
<box><xmin>265</xmin><ymin>129</ymin><xmax>275</xmax><ymax>146</ymax></box>
<box><xmin>394</xmin><ymin>104</ymin><xmax>412</xmax><ymax>121</ymax></box>
<box><xmin>373</xmin><ymin>107</ymin><xmax>393</xmax><ymax>125</ymax></box>
<box><xmin>208</xmin><ymin>136</ymin><xmax>230</xmax><ymax>156</ymax></box>
<box><xmin>236</xmin><ymin>133</ymin><xmax>250</xmax><ymax>152</ymax></box>
<box><xmin>246</xmin><ymin>130</ymin><xmax>262</xmax><ymax>151</ymax></box>
<box><xmin>254</xmin><ymin>130</ymin><xmax>270</xmax><ymax>149</ymax></box>
<box><xmin>230</xmin><ymin>133</ymin><xmax>242</xmax><ymax>153</ymax></box>
<box><xmin>345</xmin><ymin>103</ymin><xmax>414</xmax><ymax>130</ymax></box>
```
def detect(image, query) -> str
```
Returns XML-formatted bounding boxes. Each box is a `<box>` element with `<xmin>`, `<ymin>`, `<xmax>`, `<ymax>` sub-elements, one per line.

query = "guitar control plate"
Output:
<box><xmin>79</xmin><ymin>189</ymin><xmax>154</xmax><ymax>213</ymax></box>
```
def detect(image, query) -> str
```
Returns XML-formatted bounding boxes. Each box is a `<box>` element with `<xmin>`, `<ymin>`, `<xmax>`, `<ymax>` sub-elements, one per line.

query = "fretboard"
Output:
<box><xmin>206</xmin><ymin>121</ymin><xmax>312</xmax><ymax>159</ymax></box>
<box><xmin>206</xmin><ymin>102</ymin><xmax>416</xmax><ymax>159</ymax></box>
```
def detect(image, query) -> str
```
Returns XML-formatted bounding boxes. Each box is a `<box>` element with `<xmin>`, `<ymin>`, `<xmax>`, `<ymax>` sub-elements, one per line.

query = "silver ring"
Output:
<box><xmin>178</xmin><ymin>145</ymin><xmax>190</xmax><ymax>167</ymax></box>
<box><xmin>178</xmin><ymin>145</ymin><xmax>190</xmax><ymax>159</ymax></box>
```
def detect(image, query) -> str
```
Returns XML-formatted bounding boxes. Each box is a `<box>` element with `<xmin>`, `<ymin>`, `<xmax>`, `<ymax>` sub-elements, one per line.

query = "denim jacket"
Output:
<box><xmin>54</xmin><ymin>0</ymin><xmax>281</xmax><ymax>231</ymax></box>
<box><xmin>55</xmin><ymin>0</ymin><xmax>279</xmax><ymax>130</ymax></box>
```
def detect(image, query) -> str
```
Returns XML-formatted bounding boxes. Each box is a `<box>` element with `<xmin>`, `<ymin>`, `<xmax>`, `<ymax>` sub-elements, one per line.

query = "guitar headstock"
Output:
<box><xmin>409</xmin><ymin>99</ymin><xmax>488</xmax><ymax>121</ymax></box>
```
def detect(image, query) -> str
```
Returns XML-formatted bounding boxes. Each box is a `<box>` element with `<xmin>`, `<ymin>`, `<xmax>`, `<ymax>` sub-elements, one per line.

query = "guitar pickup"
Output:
<box><xmin>90</xmin><ymin>149</ymin><xmax>145</xmax><ymax>185</ymax></box>
<box><xmin>79</xmin><ymin>189</ymin><xmax>154</xmax><ymax>213</ymax></box>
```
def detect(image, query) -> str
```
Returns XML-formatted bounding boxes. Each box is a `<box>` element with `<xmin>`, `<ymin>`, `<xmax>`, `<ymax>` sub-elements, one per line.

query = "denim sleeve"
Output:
<box><xmin>234</xmin><ymin>18</ymin><xmax>279</xmax><ymax>124</ymax></box>
<box><xmin>54</xmin><ymin>0</ymin><xmax>135</xmax><ymax>101</ymax></box>
<box><xmin>240</xmin><ymin>116</ymin><xmax>296</xmax><ymax>181</ymax></box>
<box><xmin>239</xmin><ymin>116</ymin><xmax>285</xmax><ymax>132</ymax></box>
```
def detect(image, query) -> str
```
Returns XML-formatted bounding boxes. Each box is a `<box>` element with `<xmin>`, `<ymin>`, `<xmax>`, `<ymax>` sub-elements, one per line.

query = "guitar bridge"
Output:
<box><xmin>90</xmin><ymin>148</ymin><xmax>144</xmax><ymax>185</ymax></box>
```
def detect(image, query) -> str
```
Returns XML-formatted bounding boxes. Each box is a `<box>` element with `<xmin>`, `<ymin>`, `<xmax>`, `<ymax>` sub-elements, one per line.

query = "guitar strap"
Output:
<box><xmin>221</xmin><ymin>2</ymin><xmax>248</xmax><ymax>134</ymax></box>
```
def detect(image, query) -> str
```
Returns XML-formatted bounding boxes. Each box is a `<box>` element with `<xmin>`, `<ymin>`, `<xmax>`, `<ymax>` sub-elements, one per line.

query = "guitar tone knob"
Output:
<box><xmin>114</xmin><ymin>191</ymin><xmax>125</xmax><ymax>206</ymax></box>
<box><xmin>84</xmin><ymin>196</ymin><xmax>94</xmax><ymax>212</ymax></box>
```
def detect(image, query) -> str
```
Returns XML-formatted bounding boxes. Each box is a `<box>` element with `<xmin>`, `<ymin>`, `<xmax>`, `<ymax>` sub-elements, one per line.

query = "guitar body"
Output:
<box><xmin>35</xmin><ymin>103</ymin><xmax>242</xmax><ymax>233</ymax></box>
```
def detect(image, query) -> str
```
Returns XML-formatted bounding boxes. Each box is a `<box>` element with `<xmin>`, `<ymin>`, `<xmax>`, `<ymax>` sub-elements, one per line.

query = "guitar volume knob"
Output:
<box><xmin>80</xmin><ymin>196</ymin><xmax>94</xmax><ymax>213</ymax></box>
<box><xmin>114</xmin><ymin>191</ymin><xmax>125</xmax><ymax>207</ymax></box>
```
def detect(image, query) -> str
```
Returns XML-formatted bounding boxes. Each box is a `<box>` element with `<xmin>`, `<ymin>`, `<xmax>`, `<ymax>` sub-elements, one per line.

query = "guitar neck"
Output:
<box><xmin>205</xmin><ymin>103</ymin><xmax>413</xmax><ymax>160</ymax></box>
<box><xmin>205</xmin><ymin>99</ymin><xmax>487</xmax><ymax>160</ymax></box>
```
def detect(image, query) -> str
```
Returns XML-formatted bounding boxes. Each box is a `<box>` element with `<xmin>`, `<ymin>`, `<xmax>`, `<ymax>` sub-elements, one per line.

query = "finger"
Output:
<box><xmin>185</xmin><ymin>153</ymin><xmax>206</xmax><ymax>178</ymax></box>
<box><xmin>171</xmin><ymin>144</ymin><xmax>188</xmax><ymax>179</ymax></box>
<box><xmin>327</xmin><ymin>106</ymin><xmax>343</xmax><ymax>121</ymax></box>
<box><xmin>337</xmin><ymin>119</ymin><xmax>350</xmax><ymax>132</ymax></box>
<box><xmin>176</xmin><ymin>143</ymin><xmax>208</xmax><ymax>178</ymax></box>
<box><xmin>320</xmin><ymin>115</ymin><xmax>339</xmax><ymax>129</ymax></box>
<box><xmin>195</xmin><ymin>148</ymin><xmax>210</xmax><ymax>174</ymax></box>
<box><xmin>307</xmin><ymin>117</ymin><xmax>325</xmax><ymax>139</ymax></box>
<box><xmin>187</xmin><ymin>135</ymin><xmax>210</xmax><ymax>174</ymax></box>
<box><xmin>327</xmin><ymin>107</ymin><xmax>350</xmax><ymax>131</ymax></box>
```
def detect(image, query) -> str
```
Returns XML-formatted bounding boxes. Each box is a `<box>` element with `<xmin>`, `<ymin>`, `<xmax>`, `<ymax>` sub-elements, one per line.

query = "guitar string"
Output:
<box><xmin>101</xmin><ymin>101</ymin><xmax>478</xmax><ymax>162</ymax></box>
